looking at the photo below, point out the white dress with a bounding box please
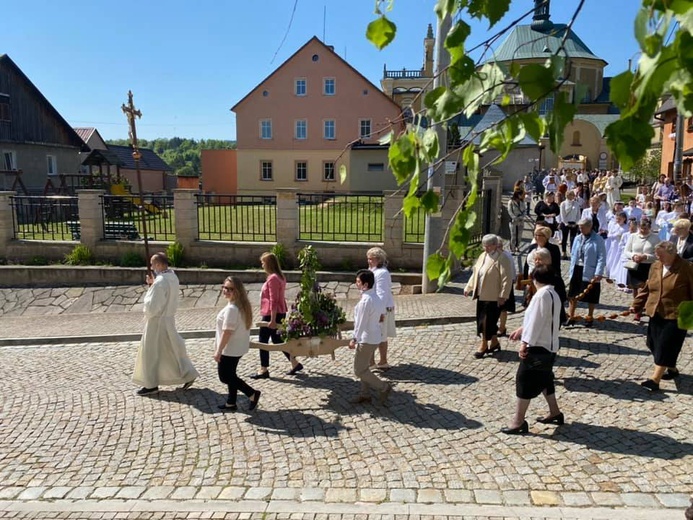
[605,222,628,278]
[606,175,623,208]
[613,232,630,286]
[133,270,199,388]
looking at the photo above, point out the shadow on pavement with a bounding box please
[489,349,601,370]
[538,421,693,460]
[147,387,235,414]
[281,371,483,431]
[562,338,649,357]
[673,373,692,396]
[380,362,478,385]
[244,408,350,437]
[561,377,669,402]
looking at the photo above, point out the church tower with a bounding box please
[423,24,435,77]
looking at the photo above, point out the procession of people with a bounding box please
[131,169,690,435]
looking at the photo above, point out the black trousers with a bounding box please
[218,355,255,405]
[560,223,578,254]
[258,313,291,367]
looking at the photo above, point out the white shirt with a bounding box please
[521,285,561,353]
[560,199,581,224]
[353,288,385,345]
[625,206,643,222]
[216,303,250,357]
[370,266,395,309]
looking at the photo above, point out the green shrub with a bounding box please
[167,241,185,267]
[119,251,146,267]
[271,242,290,269]
[64,245,95,266]
[27,256,49,266]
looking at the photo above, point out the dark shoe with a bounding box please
[563,319,575,328]
[536,412,565,425]
[488,342,501,354]
[640,379,660,392]
[350,395,371,404]
[500,421,529,435]
[218,403,238,411]
[250,371,270,380]
[661,368,680,380]
[136,386,159,396]
[473,348,487,359]
[287,363,304,375]
[583,318,593,328]
[248,390,261,411]
[497,329,507,338]
[180,378,196,390]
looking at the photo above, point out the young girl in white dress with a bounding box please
[605,212,628,280]
[614,220,638,291]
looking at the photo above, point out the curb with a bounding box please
[0,315,474,347]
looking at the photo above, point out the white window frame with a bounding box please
[260,161,273,181]
[295,119,307,140]
[2,150,16,170]
[260,119,272,140]
[295,78,307,96]
[359,119,372,139]
[323,119,336,140]
[295,161,308,182]
[323,161,335,182]
[323,78,335,96]
[47,155,57,175]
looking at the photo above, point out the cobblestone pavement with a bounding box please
[1,270,692,519]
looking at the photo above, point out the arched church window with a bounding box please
[572,131,581,146]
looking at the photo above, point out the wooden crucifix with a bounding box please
[121,90,151,272]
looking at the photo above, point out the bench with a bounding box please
[66,221,141,240]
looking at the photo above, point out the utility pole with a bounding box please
[422,14,452,294]
[122,90,151,270]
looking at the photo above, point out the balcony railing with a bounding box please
[384,68,425,79]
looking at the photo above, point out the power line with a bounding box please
[270,0,299,64]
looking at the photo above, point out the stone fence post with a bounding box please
[0,191,15,256]
[173,189,199,249]
[76,190,105,249]
[276,189,298,256]
[383,190,404,257]
[482,175,503,234]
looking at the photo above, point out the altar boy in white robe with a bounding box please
[133,253,199,395]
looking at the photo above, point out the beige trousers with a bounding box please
[354,343,388,396]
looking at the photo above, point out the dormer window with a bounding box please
[0,94,10,122]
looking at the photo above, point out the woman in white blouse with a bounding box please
[559,190,581,260]
[367,247,396,370]
[503,265,563,435]
[623,218,659,318]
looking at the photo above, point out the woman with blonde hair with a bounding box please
[366,246,396,370]
[670,218,693,261]
[251,252,301,379]
[215,276,261,411]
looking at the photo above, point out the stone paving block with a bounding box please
[324,488,358,503]
[443,489,474,503]
[0,487,23,499]
[300,488,326,502]
[114,486,146,500]
[65,487,94,500]
[501,490,531,505]
[41,487,72,499]
[16,487,47,500]
[140,486,175,500]
[474,489,503,504]
[244,487,272,500]
[270,488,300,500]
[530,490,560,506]
[218,487,245,500]
[656,493,692,508]
[171,487,198,500]
[621,492,659,507]
[561,492,593,506]
[389,488,417,503]
[416,489,443,503]
[590,492,624,506]
[195,486,223,500]
[358,488,387,502]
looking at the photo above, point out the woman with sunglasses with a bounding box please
[215,277,261,411]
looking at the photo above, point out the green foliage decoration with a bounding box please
[166,241,185,267]
[281,245,346,341]
[119,251,146,268]
[64,245,95,266]
[364,0,693,288]
[270,242,289,269]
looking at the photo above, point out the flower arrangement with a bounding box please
[282,245,346,341]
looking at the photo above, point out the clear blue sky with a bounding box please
[3,0,641,142]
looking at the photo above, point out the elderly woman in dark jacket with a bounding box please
[523,225,562,278]
[630,240,693,391]
[670,218,693,261]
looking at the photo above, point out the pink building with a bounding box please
[232,37,403,193]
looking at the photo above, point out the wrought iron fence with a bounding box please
[196,194,276,242]
[403,207,426,243]
[101,194,175,241]
[297,192,384,242]
[10,195,79,241]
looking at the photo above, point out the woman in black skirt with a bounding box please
[630,241,693,391]
[503,266,563,434]
[623,218,659,320]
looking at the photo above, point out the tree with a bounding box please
[629,148,662,185]
[366,0,693,287]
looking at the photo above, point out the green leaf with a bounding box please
[339,164,347,185]
[449,211,471,258]
[448,54,476,84]
[402,192,421,218]
[388,133,417,185]
[445,20,471,51]
[420,189,440,212]
[427,88,465,122]
[517,63,555,101]
[466,0,511,28]
[678,300,693,329]
[425,252,447,284]
[609,70,634,110]
[605,116,655,171]
[547,92,577,154]
[366,16,397,50]
[437,255,455,289]
[464,210,477,229]
[517,112,547,142]
[422,128,440,161]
